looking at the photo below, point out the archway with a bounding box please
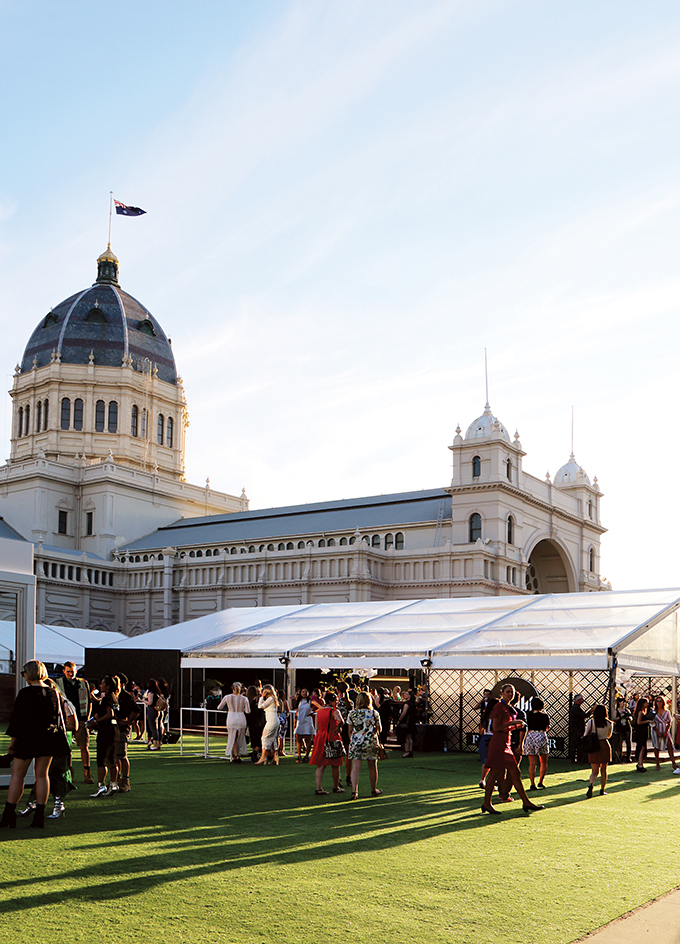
[525,539,574,594]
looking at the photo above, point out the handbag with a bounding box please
[156,695,168,713]
[377,743,387,761]
[580,718,600,754]
[324,739,345,759]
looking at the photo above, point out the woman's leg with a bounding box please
[315,766,325,790]
[528,755,537,786]
[483,769,500,810]
[33,756,52,805]
[538,754,548,785]
[666,735,677,767]
[331,765,341,789]
[7,756,32,804]
[600,763,607,791]
[507,765,537,806]
[351,758,361,795]
[403,733,413,756]
[368,760,378,793]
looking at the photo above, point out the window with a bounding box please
[327,538,335,546]
[589,547,595,572]
[278,543,285,551]
[297,542,305,549]
[17,407,23,438]
[588,500,593,520]
[507,515,514,545]
[108,401,118,433]
[141,408,147,439]
[372,534,380,547]
[469,513,482,542]
[318,539,326,547]
[24,405,30,436]
[230,547,237,555]
[506,458,512,481]
[85,512,94,536]
[339,537,348,546]
[36,400,42,432]
[85,307,107,324]
[166,416,173,448]
[73,398,84,431]
[349,536,356,545]
[267,544,274,551]
[131,405,139,437]
[472,455,481,478]
[395,532,404,550]
[286,543,294,550]
[43,399,49,430]
[385,533,394,549]
[61,398,71,430]
[95,400,105,432]
[58,510,68,535]
[249,546,255,553]
[157,414,164,445]
[196,550,203,558]
[205,549,212,557]
[138,318,156,336]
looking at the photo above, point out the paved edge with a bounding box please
[572,885,680,943]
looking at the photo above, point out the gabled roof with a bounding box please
[93,588,680,673]
[0,517,26,542]
[119,488,451,552]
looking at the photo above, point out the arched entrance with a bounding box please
[525,539,574,594]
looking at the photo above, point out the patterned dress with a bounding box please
[347,708,381,760]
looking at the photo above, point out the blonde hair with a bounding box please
[262,684,278,707]
[232,682,242,694]
[23,660,48,682]
[356,691,373,710]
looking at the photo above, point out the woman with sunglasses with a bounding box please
[1,660,68,829]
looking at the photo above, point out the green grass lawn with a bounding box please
[1,738,678,944]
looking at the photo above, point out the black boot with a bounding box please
[0,802,17,828]
[29,803,45,829]
[586,783,593,799]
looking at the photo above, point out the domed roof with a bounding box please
[553,454,591,487]
[20,248,177,385]
[464,404,510,443]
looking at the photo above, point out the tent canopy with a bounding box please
[0,622,128,668]
[96,589,680,673]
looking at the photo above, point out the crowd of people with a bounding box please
[0,660,171,829]
[4,661,678,829]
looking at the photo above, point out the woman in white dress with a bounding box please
[217,683,250,763]
[256,685,280,766]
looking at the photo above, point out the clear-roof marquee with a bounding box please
[97,589,680,673]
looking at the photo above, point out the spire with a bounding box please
[96,245,119,285]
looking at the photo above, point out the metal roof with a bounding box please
[0,517,27,542]
[120,488,451,551]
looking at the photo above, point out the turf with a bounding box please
[0,738,678,944]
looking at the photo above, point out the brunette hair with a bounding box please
[356,691,373,710]
[324,690,337,705]
[593,704,608,727]
[481,697,499,728]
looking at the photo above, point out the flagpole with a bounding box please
[108,191,113,248]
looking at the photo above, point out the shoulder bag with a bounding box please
[580,718,600,754]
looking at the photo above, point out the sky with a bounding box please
[1,0,679,590]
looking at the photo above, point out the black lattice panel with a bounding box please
[430,668,611,758]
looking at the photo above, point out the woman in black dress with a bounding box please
[86,675,120,796]
[523,697,550,790]
[397,689,418,758]
[634,697,653,771]
[1,659,66,829]
[246,685,265,762]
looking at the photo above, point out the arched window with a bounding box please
[318,539,326,547]
[259,544,265,552]
[230,547,237,555]
[589,547,595,572]
[141,408,147,439]
[349,536,356,545]
[286,543,294,550]
[166,416,173,448]
[73,398,84,431]
[17,406,23,437]
[372,534,380,547]
[36,400,42,432]
[472,455,481,478]
[95,400,105,432]
[469,513,482,542]
[61,398,71,430]
[131,405,139,437]
[249,546,255,553]
[385,533,394,549]
[297,541,305,549]
[43,399,49,430]
[278,543,285,551]
[587,500,593,520]
[196,550,203,558]
[395,532,404,550]
[506,458,512,481]
[24,405,30,436]
[339,537,348,546]
[267,544,274,551]
[327,538,336,546]
[108,401,118,433]
[157,414,164,445]
[507,515,514,545]
[362,535,370,544]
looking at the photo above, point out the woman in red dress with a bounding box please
[310,691,345,795]
[481,684,544,815]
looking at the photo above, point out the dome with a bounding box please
[464,404,510,443]
[20,249,178,385]
[553,454,590,487]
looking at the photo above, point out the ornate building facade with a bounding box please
[0,250,608,635]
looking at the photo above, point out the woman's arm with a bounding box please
[216,695,228,712]
[258,696,273,709]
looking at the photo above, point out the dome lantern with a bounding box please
[96,245,119,285]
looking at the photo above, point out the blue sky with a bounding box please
[2,1,680,589]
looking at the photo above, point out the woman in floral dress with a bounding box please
[347,691,382,799]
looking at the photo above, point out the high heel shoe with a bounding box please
[522,803,545,813]
[586,783,593,799]
[0,802,17,829]
[48,799,65,819]
[481,804,501,815]
[349,791,358,800]
[29,804,45,829]
[16,801,37,817]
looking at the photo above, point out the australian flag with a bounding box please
[114,199,146,217]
